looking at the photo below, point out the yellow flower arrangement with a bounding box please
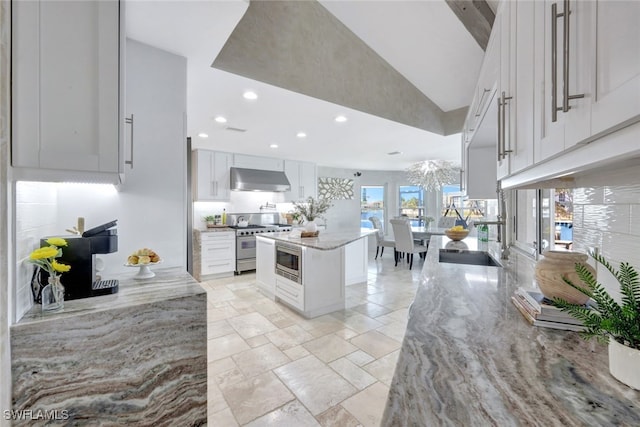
[28,238,71,277]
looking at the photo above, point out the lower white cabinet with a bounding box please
[275,277,304,311]
[198,231,235,278]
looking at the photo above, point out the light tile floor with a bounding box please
[202,252,425,426]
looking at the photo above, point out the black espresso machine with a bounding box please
[39,220,119,300]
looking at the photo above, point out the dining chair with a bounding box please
[390,219,428,269]
[369,217,395,259]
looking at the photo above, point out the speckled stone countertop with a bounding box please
[196,227,232,233]
[257,230,375,250]
[383,236,640,426]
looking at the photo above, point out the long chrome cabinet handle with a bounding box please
[551,3,560,122]
[500,92,513,160]
[562,0,585,112]
[474,88,491,117]
[124,114,134,167]
[497,95,502,161]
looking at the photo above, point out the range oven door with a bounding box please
[275,243,301,283]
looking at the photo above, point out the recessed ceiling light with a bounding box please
[270,144,278,149]
[335,115,348,123]
[243,91,258,100]
[214,116,227,123]
[387,151,402,155]
[296,132,307,138]
[197,133,209,138]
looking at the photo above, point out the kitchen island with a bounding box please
[383,236,640,425]
[10,267,207,426]
[255,230,374,318]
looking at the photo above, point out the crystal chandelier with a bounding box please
[406,160,459,191]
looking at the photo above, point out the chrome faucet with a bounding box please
[473,183,510,260]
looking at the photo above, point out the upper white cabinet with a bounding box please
[11,0,124,183]
[489,0,640,186]
[283,160,317,202]
[497,0,536,180]
[537,0,592,163]
[233,154,284,171]
[193,150,232,201]
[589,1,640,137]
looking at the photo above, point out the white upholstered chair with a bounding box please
[369,217,395,259]
[390,219,428,269]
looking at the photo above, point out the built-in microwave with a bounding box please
[275,242,302,284]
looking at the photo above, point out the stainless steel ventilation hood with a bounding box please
[230,167,291,192]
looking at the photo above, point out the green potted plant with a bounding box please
[553,251,640,390]
[204,215,216,228]
[293,196,333,232]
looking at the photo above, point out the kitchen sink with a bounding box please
[438,249,502,267]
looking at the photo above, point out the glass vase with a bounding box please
[41,275,65,312]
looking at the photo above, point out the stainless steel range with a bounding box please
[230,223,292,273]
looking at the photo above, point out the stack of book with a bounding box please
[511,287,587,332]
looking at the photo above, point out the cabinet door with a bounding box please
[496,4,511,180]
[510,0,536,173]
[538,0,591,161]
[12,0,122,174]
[590,1,640,137]
[298,161,317,199]
[212,152,231,200]
[283,160,300,202]
[193,150,231,201]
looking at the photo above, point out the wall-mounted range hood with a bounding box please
[230,167,291,192]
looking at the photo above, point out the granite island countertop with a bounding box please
[383,236,640,426]
[256,229,375,250]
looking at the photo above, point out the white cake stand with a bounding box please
[124,260,162,279]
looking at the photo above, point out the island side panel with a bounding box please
[10,294,207,425]
[303,246,345,317]
[344,237,368,285]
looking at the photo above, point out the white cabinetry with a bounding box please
[256,237,275,297]
[283,160,317,202]
[199,232,236,277]
[11,0,124,183]
[193,150,232,201]
[537,0,592,164]
[589,1,640,137]
[233,154,283,171]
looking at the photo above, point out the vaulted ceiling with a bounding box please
[126,0,492,171]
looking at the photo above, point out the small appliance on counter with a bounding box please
[39,220,119,300]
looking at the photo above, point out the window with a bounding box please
[361,186,384,229]
[399,185,423,226]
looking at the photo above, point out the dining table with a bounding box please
[411,226,449,241]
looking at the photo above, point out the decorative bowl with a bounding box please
[445,229,469,241]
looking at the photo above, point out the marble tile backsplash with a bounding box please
[14,182,58,322]
[572,172,640,299]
